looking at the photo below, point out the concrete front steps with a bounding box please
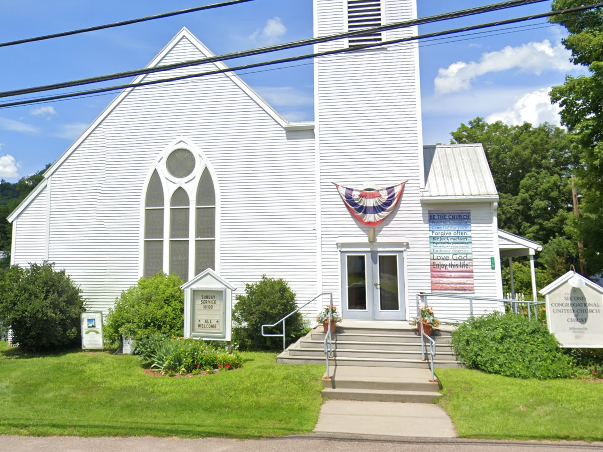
[277,321,461,403]
[322,366,442,403]
[277,321,462,369]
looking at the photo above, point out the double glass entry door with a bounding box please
[341,251,405,320]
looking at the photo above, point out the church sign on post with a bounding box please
[540,271,603,348]
[193,290,225,335]
[183,269,235,341]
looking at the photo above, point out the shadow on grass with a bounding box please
[0,418,305,439]
[0,345,107,360]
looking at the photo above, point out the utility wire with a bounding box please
[0,0,550,99]
[0,0,258,49]
[1,20,558,109]
[1,2,599,110]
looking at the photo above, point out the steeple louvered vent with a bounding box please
[348,0,382,46]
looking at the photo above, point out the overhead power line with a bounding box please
[0,20,557,111]
[0,0,549,100]
[0,0,258,49]
[2,1,600,110]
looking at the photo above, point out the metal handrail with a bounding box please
[323,294,334,378]
[419,321,437,381]
[261,292,331,351]
[417,292,545,323]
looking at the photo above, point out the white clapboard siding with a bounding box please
[14,30,318,315]
[13,185,48,266]
[419,202,503,321]
[315,0,425,319]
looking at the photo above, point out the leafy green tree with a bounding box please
[104,272,184,345]
[232,275,302,351]
[0,262,85,352]
[453,119,576,233]
[501,261,555,298]
[549,0,603,275]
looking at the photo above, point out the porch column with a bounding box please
[508,257,515,299]
[529,253,537,302]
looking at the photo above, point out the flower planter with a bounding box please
[418,323,432,336]
[323,321,337,334]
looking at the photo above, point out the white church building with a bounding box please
[8,0,541,322]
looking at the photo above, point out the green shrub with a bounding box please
[232,275,302,351]
[135,335,242,374]
[564,347,603,377]
[0,262,84,352]
[451,312,575,379]
[104,272,184,345]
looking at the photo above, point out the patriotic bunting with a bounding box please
[334,182,405,226]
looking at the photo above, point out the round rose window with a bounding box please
[166,148,195,178]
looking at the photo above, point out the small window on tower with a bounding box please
[348,0,382,46]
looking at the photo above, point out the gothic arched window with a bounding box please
[144,170,164,277]
[170,187,190,282]
[195,168,215,274]
[143,146,217,282]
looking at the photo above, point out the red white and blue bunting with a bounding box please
[334,182,406,226]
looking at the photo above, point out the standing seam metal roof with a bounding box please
[422,144,498,199]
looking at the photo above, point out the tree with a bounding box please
[451,119,577,242]
[0,262,85,352]
[451,118,581,284]
[103,272,184,345]
[232,275,303,350]
[550,0,603,275]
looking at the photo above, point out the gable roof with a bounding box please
[421,143,498,202]
[8,27,314,223]
[540,270,603,295]
[181,268,236,290]
[498,229,542,258]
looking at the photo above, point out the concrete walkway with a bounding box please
[314,400,456,437]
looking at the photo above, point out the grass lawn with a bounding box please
[0,341,325,438]
[436,368,603,441]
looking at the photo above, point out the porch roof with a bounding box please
[498,229,543,258]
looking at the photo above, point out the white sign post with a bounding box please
[81,312,104,350]
[183,269,235,341]
[540,271,603,348]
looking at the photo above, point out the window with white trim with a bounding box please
[143,147,216,281]
[348,0,382,46]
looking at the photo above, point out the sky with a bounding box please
[0,0,584,180]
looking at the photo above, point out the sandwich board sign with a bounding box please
[81,312,104,350]
[540,271,603,348]
[182,269,235,342]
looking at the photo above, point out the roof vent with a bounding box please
[348,0,382,46]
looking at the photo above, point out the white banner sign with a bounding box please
[81,312,104,350]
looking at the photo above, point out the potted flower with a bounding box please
[411,305,440,336]
[316,306,342,334]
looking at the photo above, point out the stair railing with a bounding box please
[323,294,335,378]
[261,292,331,351]
[419,321,437,382]
[416,294,437,381]
[417,292,545,324]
